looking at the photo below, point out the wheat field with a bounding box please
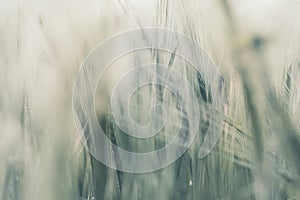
[1,0,300,199]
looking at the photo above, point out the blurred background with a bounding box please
[1,0,300,199]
